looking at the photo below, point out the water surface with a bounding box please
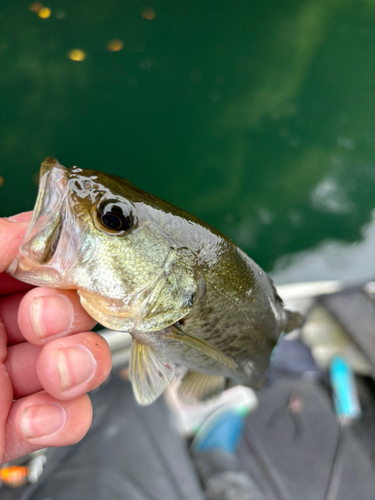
[1,0,374,281]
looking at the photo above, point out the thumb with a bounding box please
[0,213,32,273]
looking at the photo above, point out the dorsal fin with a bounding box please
[129,339,175,405]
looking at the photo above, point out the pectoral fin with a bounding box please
[129,339,175,405]
[178,370,226,404]
[169,325,237,370]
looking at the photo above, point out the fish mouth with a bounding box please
[16,157,68,268]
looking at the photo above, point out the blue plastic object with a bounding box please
[192,408,246,454]
[330,355,361,422]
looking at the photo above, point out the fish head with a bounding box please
[8,157,199,332]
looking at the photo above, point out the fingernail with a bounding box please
[57,346,96,391]
[21,403,66,439]
[31,295,74,338]
[6,211,33,222]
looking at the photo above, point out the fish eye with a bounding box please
[97,200,135,233]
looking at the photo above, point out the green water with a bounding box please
[1,0,375,280]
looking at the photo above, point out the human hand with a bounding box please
[0,213,112,465]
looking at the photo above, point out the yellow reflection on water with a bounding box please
[68,49,86,62]
[37,7,51,19]
[141,8,156,20]
[107,39,124,52]
[0,176,4,187]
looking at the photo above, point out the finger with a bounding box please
[0,291,26,345]
[4,342,42,399]
[0,217,30,273]
[37,332,111,400]
[0,273,34,296]
[18,288,97,345]
[2,391,92,464]
[6,332,112,400]
[0,322,13,462]
[6,212,33,223]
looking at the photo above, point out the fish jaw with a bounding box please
[7,158,80,288]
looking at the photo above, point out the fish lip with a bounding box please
[18,158,69,265]
[31,157,66,222]
[40,156,61,177]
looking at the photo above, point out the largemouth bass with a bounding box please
[8,157,302,405]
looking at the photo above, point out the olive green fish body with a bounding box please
[8,157,302,405]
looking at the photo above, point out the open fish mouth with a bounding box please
[39,216,63,263]
[7,157,69,277]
